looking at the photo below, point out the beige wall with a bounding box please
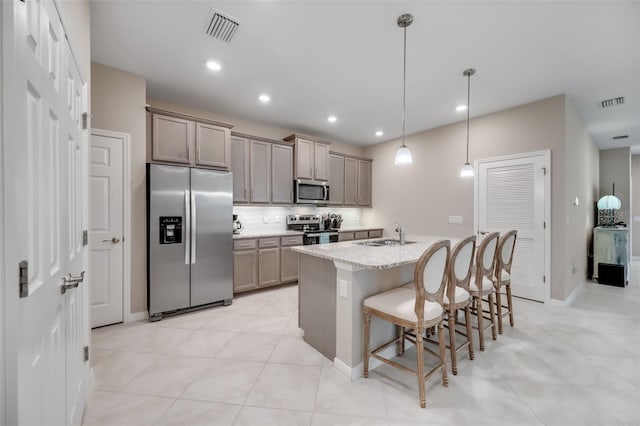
[599,147,631,224]
[60,0,91,80]
[632,155,640,256]
[91,63,147,314]
[363,95,576,300]
[564,100,599,299]
[146,97,365,157]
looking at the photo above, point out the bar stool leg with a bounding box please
[488,293,497,341]
[363,310,371,378]
[396,325,405,356]
[448,309,457,375]
[476,297,485,351]
[438,322,449,387]
[416,329,426,408]
[495,286,504,334]
[464,305,474,360]
[506,284,514,327]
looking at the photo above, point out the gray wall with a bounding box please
[599,147,631,224]
[91,63,147,314]
[363,95,598,300]
[631,155,640,256]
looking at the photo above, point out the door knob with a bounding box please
[61,271,86,294]
[479,231,488,235]
[102,237,121,244]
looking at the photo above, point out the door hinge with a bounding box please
[84,346,89,362]
[82,112,91,130]
[543,221,546,229]
[543,275,546,283]
[19,260,29,298]
[82,230,88,246]
[542,167,547,175]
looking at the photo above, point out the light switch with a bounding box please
[449,216,463,224]
[339,279,348,298]
[274,216,280,223]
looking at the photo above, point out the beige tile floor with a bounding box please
[84,265,640,426]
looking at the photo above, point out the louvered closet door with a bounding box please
[478,154,546,301]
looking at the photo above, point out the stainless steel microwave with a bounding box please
[294,179,330,204]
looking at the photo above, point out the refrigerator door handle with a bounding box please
[191,192,197,264]
[184,191,191,265]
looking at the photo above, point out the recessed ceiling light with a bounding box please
[259,94,271,103]
[375,130,384,137]
[206,60,222,71]
[327,115,337,123]
[456,105,467,112]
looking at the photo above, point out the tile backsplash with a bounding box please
[233,206,363,233]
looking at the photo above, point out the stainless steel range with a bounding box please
[286,215,339,245]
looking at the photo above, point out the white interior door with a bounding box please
[89,132,124,328]
[2,0,89,424]
[476,152,548,302]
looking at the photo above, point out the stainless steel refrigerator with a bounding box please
[147,164,233,320]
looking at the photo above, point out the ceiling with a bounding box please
[90,1,639,149]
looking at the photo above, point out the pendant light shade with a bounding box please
[459,68,476,178]
[597,195,622,210]
[394,13,413,166]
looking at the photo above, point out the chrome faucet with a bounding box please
[394,223,406,245]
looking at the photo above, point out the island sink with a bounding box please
[354,239,415,247]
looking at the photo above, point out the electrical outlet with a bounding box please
[339,280,348,298]
[449,216,463,224]
[274,216,280,223]
[263,216,269,224]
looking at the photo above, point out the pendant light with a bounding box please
[394,14,413,165]
[459,68,476,177]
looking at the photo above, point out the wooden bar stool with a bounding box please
[494,230,517,334]
[444,235,476,374]
[363,240,450,408]
[469,232,499,351]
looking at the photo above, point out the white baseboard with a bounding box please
[632,256,640,261]
[333,342,414,380]
[548,279,585,307]
[125,310,148,323]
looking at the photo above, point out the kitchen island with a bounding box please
[292,235,458,379]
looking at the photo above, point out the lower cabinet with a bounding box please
[258,248,280,287]
[233,235,303,294]
[233,250,258,293]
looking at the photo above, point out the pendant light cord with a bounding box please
[466,72,471,163]
[401,25,407,148]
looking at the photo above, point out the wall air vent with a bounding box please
[612,135,629,140]
[600,96,625,108]
[204,10,240,43]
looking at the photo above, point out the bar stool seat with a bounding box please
[403,283,470,306]
[364,288,443,324]
[468,276,495,295]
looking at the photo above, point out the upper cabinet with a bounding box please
[357,159,372,207]
[195,122,231,168]
[272,144,294,204]
[152,114,192,164]
[230,133,295,206]
[148,107,233,170]
[329,154,344,205]
[331,153,373,208]
[284,134,331,181]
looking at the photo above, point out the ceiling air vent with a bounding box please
[204,10,240,43]
[600,96,625,108]
[612,135,629,140]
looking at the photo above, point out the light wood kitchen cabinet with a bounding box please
[338,231,354,242]
[152,113,192,164]
[329,154,344,205]
[280,247,299,282]
[250,141,271,203]
[231,137,250,203]
[368,229,383,238]
[258,247,280,287]
[148,108,233,169]
[195,122,231,168]
[357,159,372,207]
[233,243,258,293]
[272,144,294,204]
[284,134,331,181]
[344,157,358,206]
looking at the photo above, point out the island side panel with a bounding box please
[335,262,415,376]
[298,253,337,360]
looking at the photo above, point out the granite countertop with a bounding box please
[233,230,304,239]
[291,235,460,270]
